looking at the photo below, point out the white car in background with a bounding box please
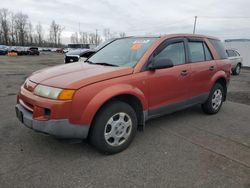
[226,49,243,75]
[63,48,72,53]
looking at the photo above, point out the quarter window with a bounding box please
[154,42,185,66]
[209,39,228,59]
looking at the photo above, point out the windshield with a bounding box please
[95,38,115,51]
[87,37,157,67]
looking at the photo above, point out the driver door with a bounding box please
[146,38,191,118]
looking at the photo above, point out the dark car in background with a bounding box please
[0,45,8,55]
[64,39,116,63]
[28,47,40,55]
[8,46,27,55]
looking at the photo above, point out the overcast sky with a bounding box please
[2,0,250,43]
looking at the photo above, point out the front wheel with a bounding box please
[89,101,137,154]
[202,83,225,114]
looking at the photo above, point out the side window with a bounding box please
[188,42,205,62]
[204,43,213,61]
[154,42,185,66]
[209,39,228,59]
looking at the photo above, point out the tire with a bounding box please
[89,101,137,154]
[202,83,225,114]
[232,64,241,75]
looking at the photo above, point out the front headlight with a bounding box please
[34,85,75,100]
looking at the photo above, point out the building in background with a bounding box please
[224,39,250,67]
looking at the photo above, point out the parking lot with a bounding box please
[0,53,249,188]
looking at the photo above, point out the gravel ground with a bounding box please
[0,53,249,188]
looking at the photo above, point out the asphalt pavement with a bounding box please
[0,53,249,188]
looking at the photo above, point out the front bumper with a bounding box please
[15,104,89,139]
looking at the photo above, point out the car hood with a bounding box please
[29,63,133,89]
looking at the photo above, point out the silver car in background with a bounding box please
[226,49,243,75]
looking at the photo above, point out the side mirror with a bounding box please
[148,58,174,70]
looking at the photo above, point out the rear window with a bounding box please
[209,39,228,59]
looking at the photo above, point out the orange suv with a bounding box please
[16,34,231,154]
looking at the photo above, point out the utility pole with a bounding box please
[193,16,197,34]
[95,29,98,45]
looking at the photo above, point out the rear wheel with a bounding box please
[233,64,241,75]
[202,83,225,114]
[89,101,137,154]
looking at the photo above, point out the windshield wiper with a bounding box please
[95,63,119,67]
[93,62,119,67]
[85,60,118,67]
[85,60,94,64]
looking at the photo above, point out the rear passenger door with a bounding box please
[187,38,216,98]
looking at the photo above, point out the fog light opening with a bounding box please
[44,108,51,118]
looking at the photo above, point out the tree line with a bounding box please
[70,29,126,44]
[0,8,64,47]
[70,32,102,45]
[0,8,127,48]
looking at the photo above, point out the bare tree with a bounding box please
[57,25,64,45]
[49,20,64,47]
[119,32,126,37]
[0,8,10,45]
[27,22,33,45]
[10,12,16,45]
[15,12,28,46]
[88,33,96,44]
[35,22,43,45]
[70,32,79,43]
[103,28,111,40]
[95,34,102,45]
[79,32,88,44]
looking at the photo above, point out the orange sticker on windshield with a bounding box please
[131,43,142,50]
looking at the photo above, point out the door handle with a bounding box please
[180,70,188,76]
[209,66,215,71]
